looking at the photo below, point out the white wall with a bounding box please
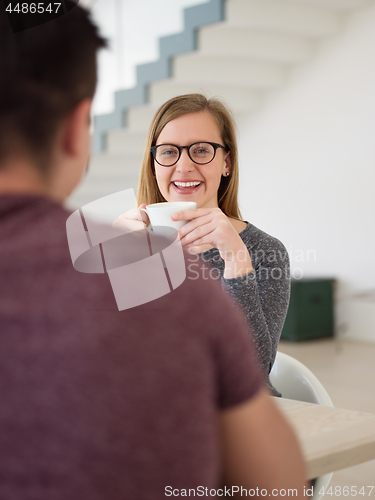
[237,4,375,342]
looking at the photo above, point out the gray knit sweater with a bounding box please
[200,223,290,396]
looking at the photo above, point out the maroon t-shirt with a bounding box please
[0,195,263,500]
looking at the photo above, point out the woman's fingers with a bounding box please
[124,206,149,223]
[171,208,211,222]
[186,243,214,254]
[178,208,227,244]
[138,204,149,224]
[113,215,145,232]
[179,219,216,246]
[178,213,214,240]
[175,207,244,259]
[113,204,149,231]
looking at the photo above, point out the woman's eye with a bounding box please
[161,149,177,156]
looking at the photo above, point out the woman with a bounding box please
[115,94,290,395]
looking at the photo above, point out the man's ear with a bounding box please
[62,99,92,157]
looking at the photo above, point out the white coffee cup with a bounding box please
[140,201,196,230]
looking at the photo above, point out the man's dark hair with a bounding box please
[0,1,107,174]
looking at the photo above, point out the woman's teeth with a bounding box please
[173,181,201,188]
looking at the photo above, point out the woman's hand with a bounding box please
[172,207,254,279]
[113,203,149,232]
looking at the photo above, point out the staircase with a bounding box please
[66,0,371,216]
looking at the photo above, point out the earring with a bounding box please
[225,172,230,176]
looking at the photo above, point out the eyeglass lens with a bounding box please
[155,142,216,166]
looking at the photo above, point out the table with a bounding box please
[275,398,375,480]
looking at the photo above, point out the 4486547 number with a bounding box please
[5,3,62,14]
[319,486,374,497]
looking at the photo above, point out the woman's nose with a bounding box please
[176,148,194,171]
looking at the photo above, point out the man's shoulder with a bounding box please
[0,195,114,312]
[0,195,72,258]
[0,193,71,232]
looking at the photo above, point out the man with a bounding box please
[0,3,307,499]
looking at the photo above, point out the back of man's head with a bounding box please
[0,2,106,175]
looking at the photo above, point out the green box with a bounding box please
[281,279,335,342]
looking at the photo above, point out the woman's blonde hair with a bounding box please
[137,93,242,220]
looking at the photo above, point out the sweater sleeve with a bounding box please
[221,234,290,395]
[200,225,290,396]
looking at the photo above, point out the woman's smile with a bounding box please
[154,110,229,209]
[171,179,204,195]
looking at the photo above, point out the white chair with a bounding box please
[270,352,333,500]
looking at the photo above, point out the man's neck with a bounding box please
[0,158,50,198]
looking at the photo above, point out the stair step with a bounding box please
[127,105,157,132]
[106,130,148,155]
[198,24,314,63]
[66,190,136,218]
[290,0,370,10]
[73,178,139,197]
[87,153,141,176]
[146,80,262,114]
[67,174,140,212]
[172,53,287,88]
[127,82,263,131]
[66,153,141,208]
[226,0,341,37]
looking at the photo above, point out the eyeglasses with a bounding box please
[150,142,226,167]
